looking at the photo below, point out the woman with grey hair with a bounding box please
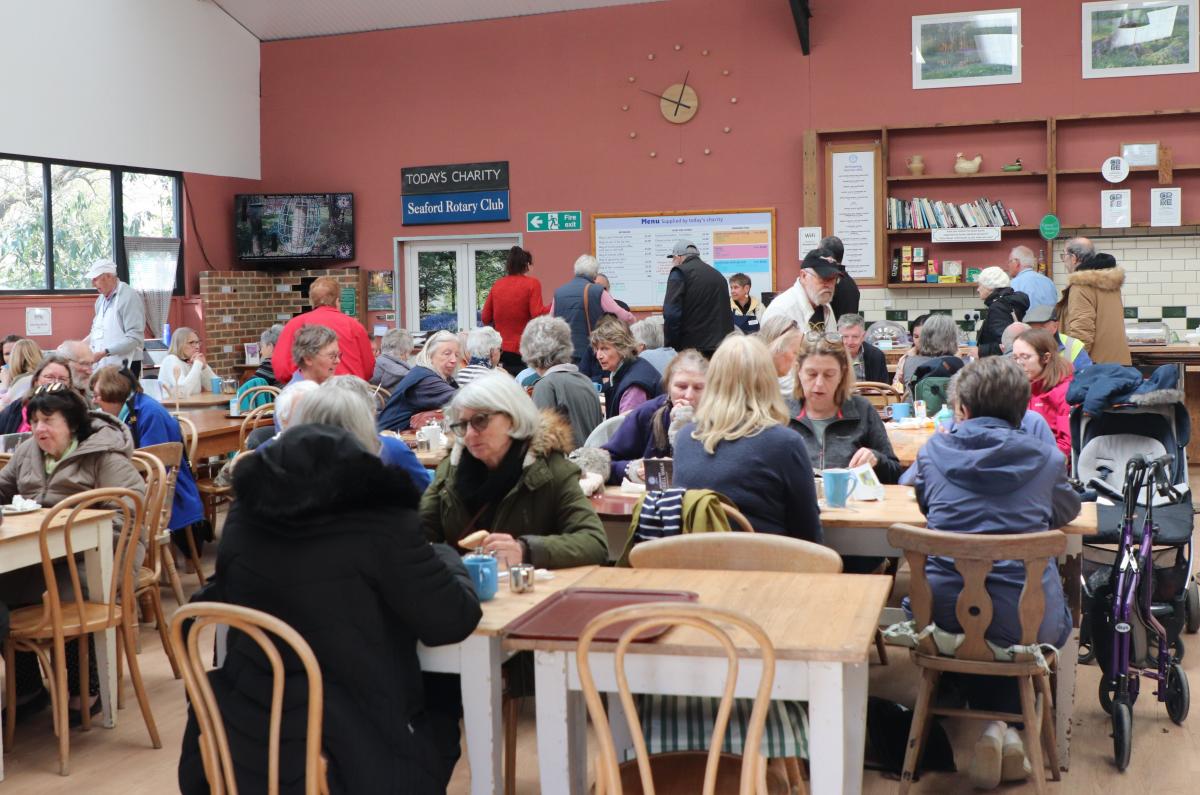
[370,328,414,392]
[300,376,431,488]
[975,266,1029,358]
[590,316,661,419]
[899,313,963,390]
[456,326,504,387]
[420,372,607,568]
[377,330,461,431]
[290,324,340,386]
[520,316,602,447]
[630,315,677,375]
[254,323,285,386]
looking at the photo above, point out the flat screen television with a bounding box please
[235,193,354,262]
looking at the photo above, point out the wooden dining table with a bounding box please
[885,422,935,467]
[163,391,233,410]
[507,567,891,795]
[0,507,116,780]
[179,408,273,459]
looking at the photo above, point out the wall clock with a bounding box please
[621,45,737,164]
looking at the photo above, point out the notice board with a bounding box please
[825,143,884,286]
[591,209,776,310]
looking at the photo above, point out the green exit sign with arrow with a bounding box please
[526,211,582,232]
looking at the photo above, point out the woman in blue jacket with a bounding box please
[91,366,205,537]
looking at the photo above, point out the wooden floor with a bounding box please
[3,525,1200,794]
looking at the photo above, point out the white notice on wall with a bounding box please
[1151,187,1182,227]
[1101,190,1131,229]
[798,226,822,258]
[830,151,876,280]
[25,307,51,336]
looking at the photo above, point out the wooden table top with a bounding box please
[163,392,234,410]
[591,484,1097,536]
[392,431,450,468]
[0,507,114,543]
[504,567,892,663]
[886,423,935,467]
[474,565,597,636]
[177,408,265,437]
[1128,344,1200,364]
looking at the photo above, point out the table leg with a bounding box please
[533,650,587,795]
[460,634,503,795]
[84,518,117,730]
[807,661,868,795]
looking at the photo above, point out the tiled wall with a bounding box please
[198,268,360,377]
[857,231,1200,338]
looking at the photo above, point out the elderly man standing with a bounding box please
[838,314,889,382]
[56,339,96,394]
[271,276,375,382]
[85,258,145,374]
[551,254,634,379]
[661,241,733,358]
[763,249,839,332]
[1005,245,1057,311]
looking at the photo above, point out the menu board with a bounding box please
[592,209,775,310]
[825,143,884,286]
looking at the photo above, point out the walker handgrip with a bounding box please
[1088,478,1125,502]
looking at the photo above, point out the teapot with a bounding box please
[906,155,925,176]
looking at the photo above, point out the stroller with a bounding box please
[1073,394,1199,703]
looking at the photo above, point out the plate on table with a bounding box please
[2,504,40,515]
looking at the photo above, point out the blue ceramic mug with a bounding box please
[463,553,499,602]
[210,376,223,394]
[891,402,913,421]
[822,468,858,508]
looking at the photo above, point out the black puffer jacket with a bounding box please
[977,286,1030,357]
[178,424,482,795]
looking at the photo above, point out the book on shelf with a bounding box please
[887,196,1021,231]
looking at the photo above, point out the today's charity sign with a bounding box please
[402,161,511,225]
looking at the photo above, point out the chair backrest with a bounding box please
[37,488,144,632]
[886,523,1066,662]
[137,441,184,547]
[174,413,199,464]
[0,451,11,468]
[239,404,275,451]
[237,383,280,412]
[370,385,390,410]
[720,504,754,534]
[585,414,626,448]
[577,602,775,795]
[628,533,843,574]
[853,381,903,409]
[131,451,168,575]
[170,602,326,795]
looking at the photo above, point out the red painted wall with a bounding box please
[246,0,1198,314]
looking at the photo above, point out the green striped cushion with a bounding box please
[624,696,808,760]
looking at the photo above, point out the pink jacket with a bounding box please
[1029,375,1073,460]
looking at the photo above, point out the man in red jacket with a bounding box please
[272,276,375,382]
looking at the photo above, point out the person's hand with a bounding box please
[667,403,694,447]
[848,448,878,469]
[483,533,524,569]
[627,459,646,484]
[91,349,107,363]
[193,352,207,367]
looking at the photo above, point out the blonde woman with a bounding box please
[158,326,218,397]
[0,339,45,408]
[672,334,821,541]
[377,330,461,431]
[759,315,804,398]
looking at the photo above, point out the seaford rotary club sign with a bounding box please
[402,161,510,225]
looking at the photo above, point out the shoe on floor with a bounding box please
[969,721,1005,790]
[1001,726,1032,782]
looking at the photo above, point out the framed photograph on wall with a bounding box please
[1122,141,1161,166]
[912,8,1022,89]
[1083,1,1198,79]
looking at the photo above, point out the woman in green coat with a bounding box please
[421,372,608,569]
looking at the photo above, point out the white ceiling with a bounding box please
[212,0,665,41]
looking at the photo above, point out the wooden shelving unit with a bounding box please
[885,281,978,290]
[806,107,1200,291]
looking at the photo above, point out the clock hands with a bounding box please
[638,87,692,110]
[674,70,690,118]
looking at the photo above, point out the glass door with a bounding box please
[403,237,518,332]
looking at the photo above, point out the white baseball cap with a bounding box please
[84,258,118,280]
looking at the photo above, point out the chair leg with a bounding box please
[160,543,187,606]
[77,637,91,732]
[184,526,207,586]
[53,638,70,775]
[874,629,889,665]
[4,642,17,748]
[898,667,938,795]
[121,622,162,748]
[1036,674,1061,781]
[1017,677,1047,795]
[149,590,181,679]
[503,695,519,795]
[116,629,125,711]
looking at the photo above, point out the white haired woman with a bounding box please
[371,328,414,392]
[377,330,461,432]
[253,323,285,386]
[760,315,804,398]
[456,326,505,387]
[420,373,608,569]
[520,316,602,447]
[975,266,1030,357]
[673,334,821,541]
[158,326,218,397]
[300,375,431,489]
[899,313,963,394]
[630,315,677,375]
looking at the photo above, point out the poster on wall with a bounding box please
[592,209,775,309]
[1101,189,1132,228]
[25,307,51,336]
[1082,1,1198,79]
[368,271,395,310]
[825,143,884,285]
[1151,187,1183,226]
[912,8,1022,89]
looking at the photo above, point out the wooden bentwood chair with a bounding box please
[3,488,162,775]
[136,443,188,606]
[131,446,184,679]
[887,523,1065,795]
[170,602,329,795]
[578,602,778,795]
[853,381,904,411]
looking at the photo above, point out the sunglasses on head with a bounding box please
[32,382,67,396]
[804,323,843,345]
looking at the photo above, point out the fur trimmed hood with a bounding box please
[1068,266,1125,292]
[449,409,575,467]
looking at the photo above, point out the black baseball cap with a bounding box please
[801,249,842,278]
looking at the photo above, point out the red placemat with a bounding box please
[505,587,698,643]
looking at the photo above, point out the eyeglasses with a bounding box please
[1013,353,1039,363]
[320,350,341,361]
[38,374,71,385]
[449,412,497,436]
[804,324,843,345]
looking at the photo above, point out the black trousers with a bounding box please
[498,350,525,377]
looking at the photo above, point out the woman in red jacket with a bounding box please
[481,246,549,376]
[1013,328,1074,460]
